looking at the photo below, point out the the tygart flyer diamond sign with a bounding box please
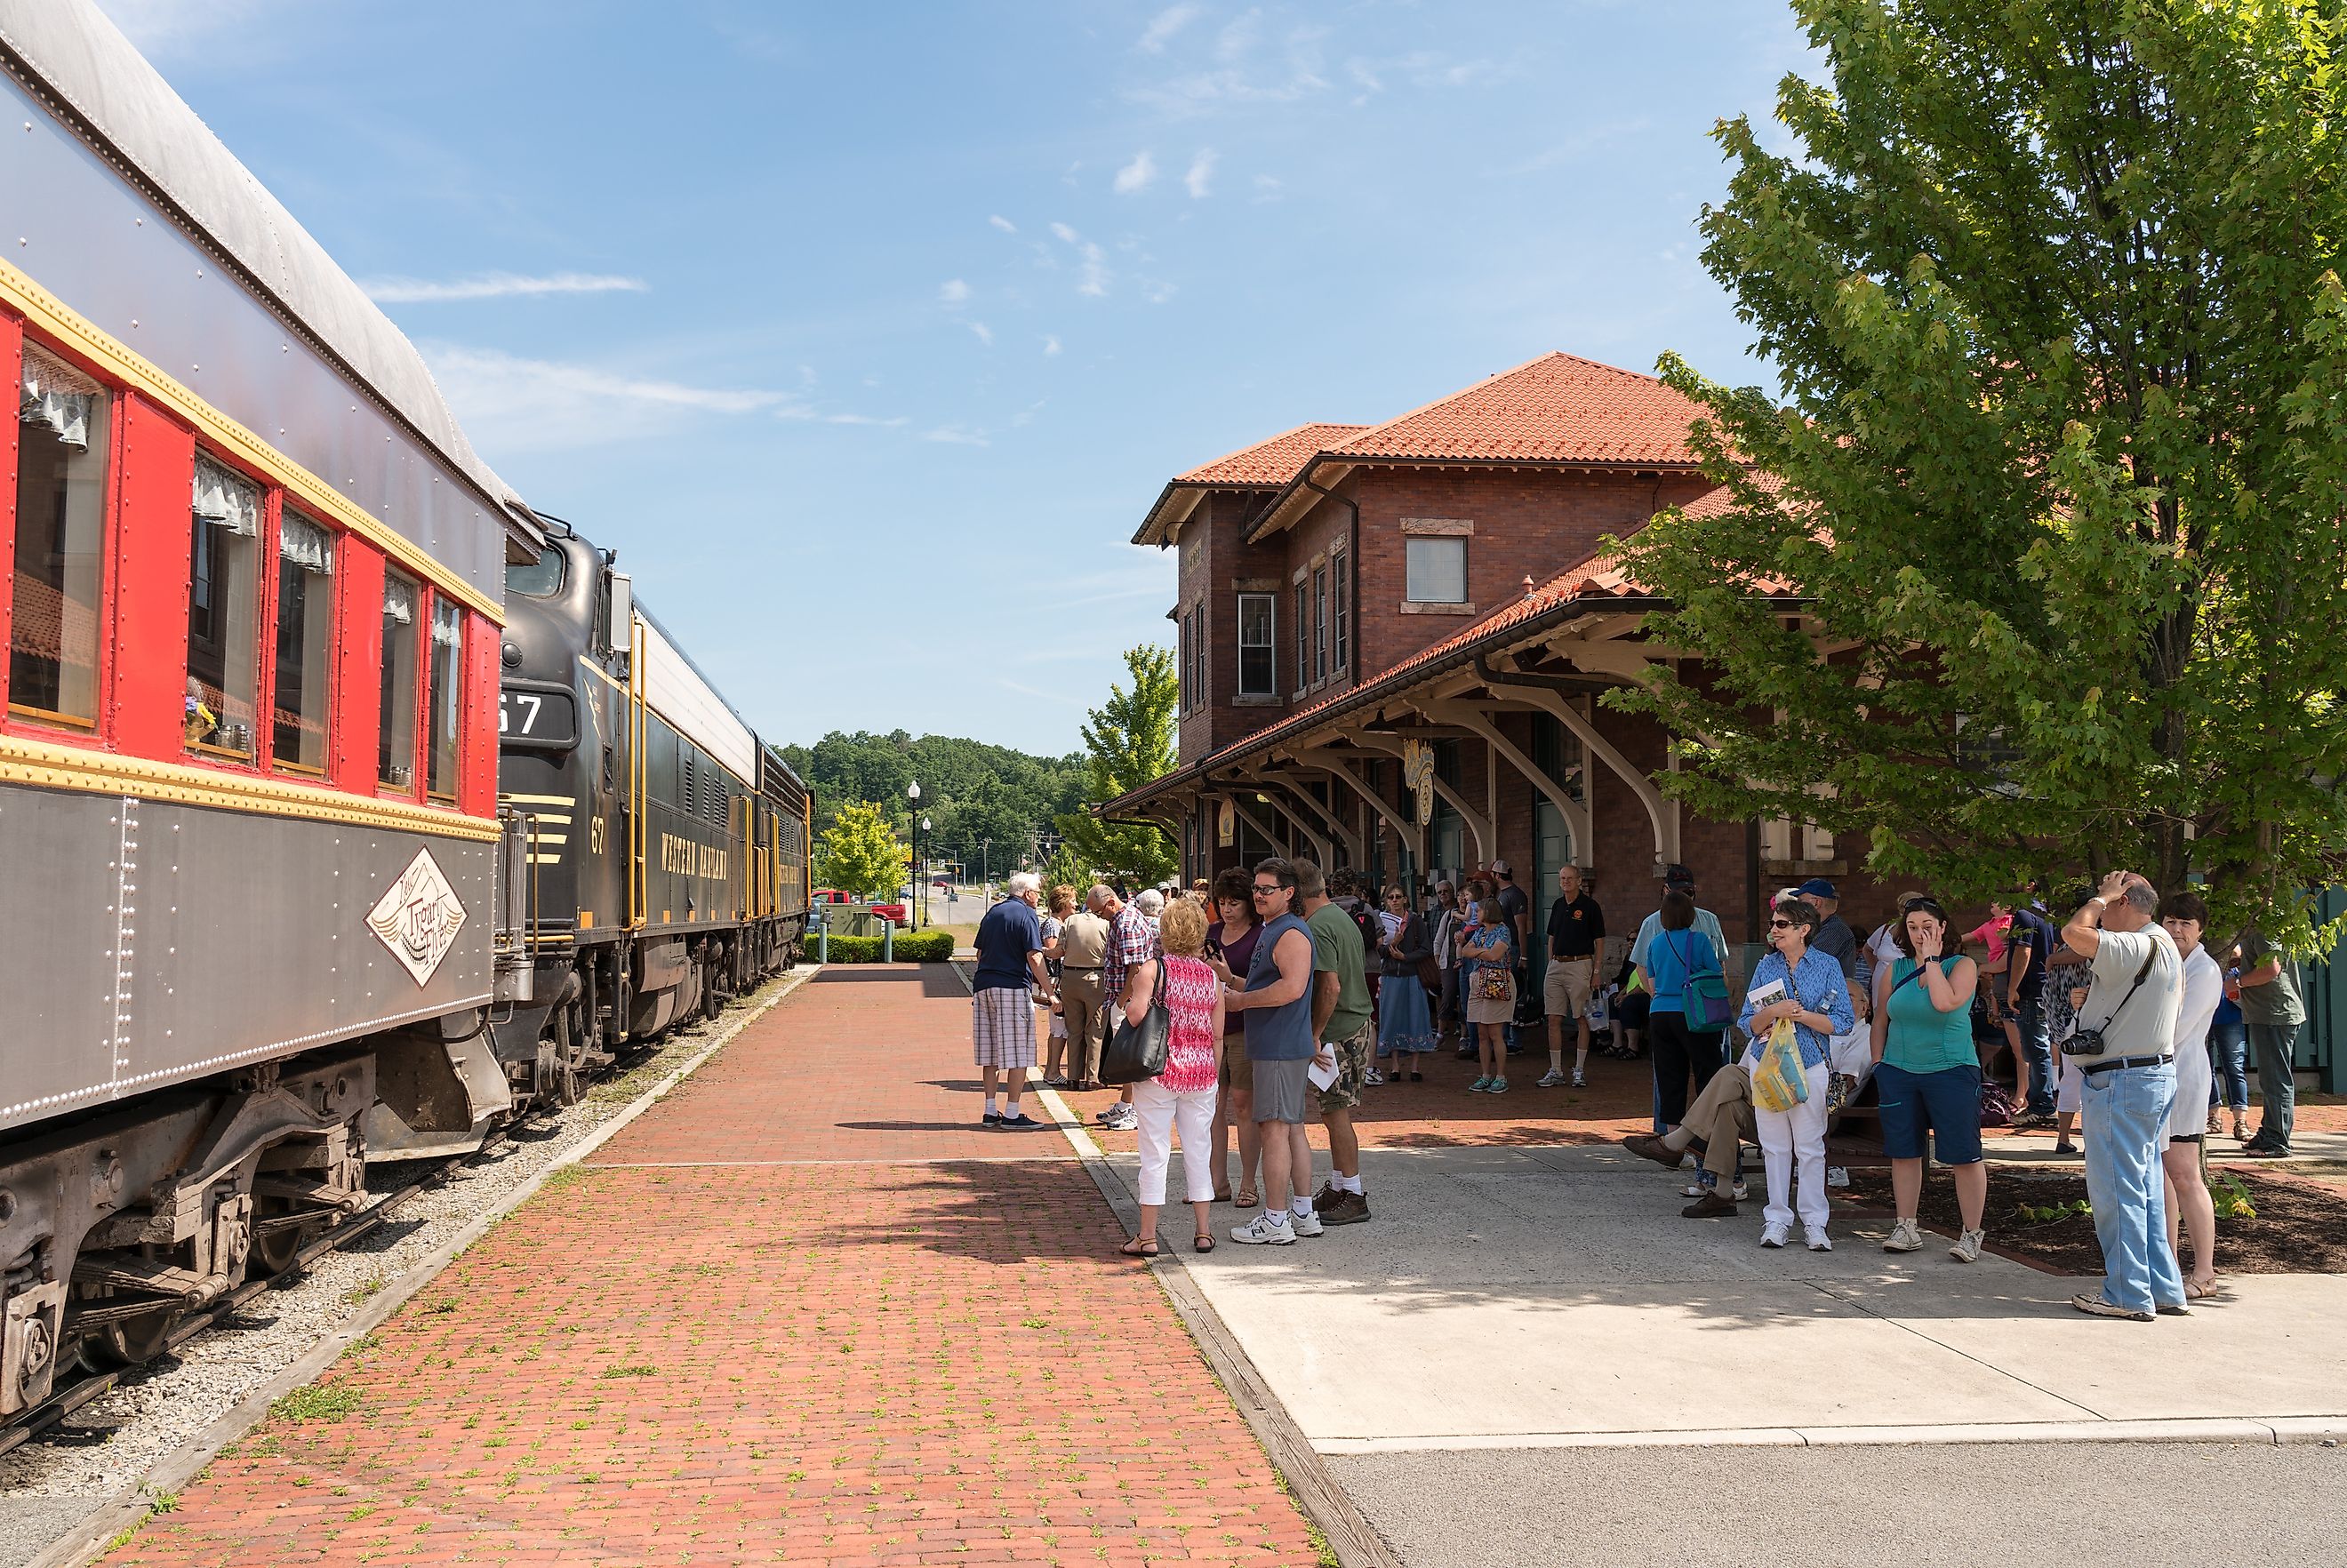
[367,848,468,986]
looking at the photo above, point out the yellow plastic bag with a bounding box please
[1751,1018,1811,1113]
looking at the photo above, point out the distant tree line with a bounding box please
[778,730,1090,881]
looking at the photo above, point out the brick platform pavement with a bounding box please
[106,967,1322,1568]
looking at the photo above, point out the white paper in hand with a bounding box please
[1308,1054,1339,1091]
[1746,977,1788,1011]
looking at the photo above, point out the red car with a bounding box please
[869,902,908,924]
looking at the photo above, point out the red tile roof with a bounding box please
[1178,422,1369,486]
[1326,351,1708,466]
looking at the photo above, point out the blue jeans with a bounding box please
[2080,1061,2185,1315]
[2207,1018,2248,1112]
[2012,993,2055,1115]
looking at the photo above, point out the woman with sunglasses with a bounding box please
[1374,885,1437,1081]
[1869,895,1989,1260]
[1459,897,1519,1092]
[1738,898,1857,1250]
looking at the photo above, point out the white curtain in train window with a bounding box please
[20,344,100,450]
[382,577,416,625]
[192,455,260,537]
[280,511,332,573]
[430,598,461,646]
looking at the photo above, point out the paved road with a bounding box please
[1334,1440,2347,1567]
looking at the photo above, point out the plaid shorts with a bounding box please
[972,987,1037,1069]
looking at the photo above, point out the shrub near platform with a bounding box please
[816,931,955,964]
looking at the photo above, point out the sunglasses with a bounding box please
[1769,918,1797,929]
[1252,884,1284,896]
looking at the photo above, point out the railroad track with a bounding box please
[1,1135,498,1459]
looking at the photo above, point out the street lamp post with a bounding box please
[906,782,921,932]
[919,815,931,929]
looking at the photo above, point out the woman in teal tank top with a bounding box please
[1869,897,1990,1259]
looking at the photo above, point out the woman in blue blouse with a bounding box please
[1737,897,1857,1251]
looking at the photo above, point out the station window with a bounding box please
[1332,548,1350,670]
[1311,564,1328,683]
[1237,593,1274,696]
[11,345,109,726]
[185,456,261,760]
[1406,536,1468,604]
[379,572,421,789]
[425,596,462,799]
[271,510,334,771]
[1293,582,1308,695]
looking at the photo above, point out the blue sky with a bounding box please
[97,0,1811,757]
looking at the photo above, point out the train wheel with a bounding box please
[248,1201,319,1276]
[550,1004,584,1107]
[87,1306,177,1367]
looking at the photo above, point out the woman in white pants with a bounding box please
[1735,897,1857,1251]
[1118,895,1226,1257]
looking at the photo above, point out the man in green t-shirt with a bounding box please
[1298,860,1375,1226]
[2236,924,2304,1156]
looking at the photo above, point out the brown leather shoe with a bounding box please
[1320,1190,1373,1226]
[1622,1133,1683,1170]
[1681,1192,1739,1219]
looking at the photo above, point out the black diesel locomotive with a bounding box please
[488,523,810,1102]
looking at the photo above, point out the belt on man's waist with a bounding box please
[2079,1053,2174,1076]
[1067,967,1102,976]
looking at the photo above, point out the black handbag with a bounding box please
[1099,962,1171,1084]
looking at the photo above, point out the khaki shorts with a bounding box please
[1543,956,1595,1019]
[1219,1040,1254,1095]
[1317,1021,1376,1115]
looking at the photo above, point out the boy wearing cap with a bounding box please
[1795,877,1869,1027]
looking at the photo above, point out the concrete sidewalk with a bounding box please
[1097,1139,2347,1453]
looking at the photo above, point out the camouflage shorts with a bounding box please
[1317,1020,1377,1115]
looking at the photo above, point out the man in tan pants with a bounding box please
[1054,900,1112,1090]
[1621,1061,1753,1216]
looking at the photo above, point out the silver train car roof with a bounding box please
[0,0,544,558]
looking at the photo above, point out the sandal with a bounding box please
[1118,1237,1160,1258]
[1194,1234,1215,1253]
[1234,1187,1260,1209]
[1213,1188,1234,1204]
[2185,1276,2223,1300]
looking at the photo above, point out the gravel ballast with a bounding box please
[0,970,809,1568]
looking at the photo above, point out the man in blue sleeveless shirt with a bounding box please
[1216,857,1328,1245]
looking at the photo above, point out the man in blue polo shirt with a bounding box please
[971,872,1055,1130]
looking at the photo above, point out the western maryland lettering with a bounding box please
[659,830,731,882]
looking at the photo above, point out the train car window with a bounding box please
[507,545,565,598]
[425,596,462,799]
[184,456,260,759]
[379,572,421,789]
[271,509,334,772]
[10,345,110,726]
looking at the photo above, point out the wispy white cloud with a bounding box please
[923,424,991,447]
[1253,173,1285,201]
[1113,150,1158,195]
[1137,3,1202,54]
[939,277,972,305]
[1042,334,1063,356]
[1047,222,1077,244]
[967,320,995,346]
[422,343,798,450]
[988,214,1018,234]
[362,271,648,304]
[822,412,910,428]
[1484,119,1653,179]
[1141,278,1178,304]
[1077,243,1109,298]
[1183,148,1218,198]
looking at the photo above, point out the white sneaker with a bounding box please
[1825,1166,1851,1188]
[1536,1068,1567,1087]
[1949,1228,1985,1263]
[1364,1068,1387,1085]
[1805,1227,1832,1252]
[1883,1219,1925,1253]
[1288,1210,1325,1237]
[1680,1182,1709,1198]
[1731,1180,1750,1203]
[1571,1069,1586,1088]
[1760,1222,1790,1249]
[1230,1212,1295,1246]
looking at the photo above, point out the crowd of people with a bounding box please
[968,853,2308,1315]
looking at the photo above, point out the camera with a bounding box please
[2060,1027,2105,1058]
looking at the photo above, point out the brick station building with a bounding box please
[1104,350,1878,984]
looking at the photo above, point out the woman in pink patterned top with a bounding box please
[1119,894,1225,1257]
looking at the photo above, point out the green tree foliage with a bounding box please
[1614,0,2347,942]
[779,730,1086,877]
[1058,644,1179,888]
[812,800,909,900]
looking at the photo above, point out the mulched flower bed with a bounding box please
[1837,1164,2347,1276]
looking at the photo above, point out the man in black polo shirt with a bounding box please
[2006,895,2061,1129]
[1541,864,1604,1088]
